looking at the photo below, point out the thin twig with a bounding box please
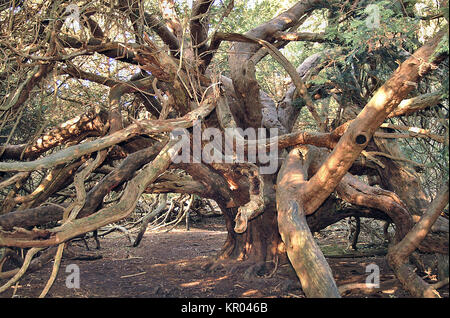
[120,271,146,279]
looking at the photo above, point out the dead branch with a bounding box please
[0,92,217,172]
[133,193,167,247]
[0,137,181,248]
[387,91,444,118]
[0,247,43,294]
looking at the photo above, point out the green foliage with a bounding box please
[438,142,449,182]
[338,1,418,54]
[309,71,329,86]
[292,97,306,110]
[443,6,450,22]
[432,33,449,59]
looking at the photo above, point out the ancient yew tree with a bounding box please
[0,0,448,298]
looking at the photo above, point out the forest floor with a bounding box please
[0,216,448,299]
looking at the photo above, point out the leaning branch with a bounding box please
[273,31,329,43]
[0,138,180,248]
[0,93,217,172]
[190,0,214,57]
[300,27,448,215]
[387,183,449,298]
[387,91,444,118]
[276,146,341,298]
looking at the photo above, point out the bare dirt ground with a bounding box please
[0,217,448,298]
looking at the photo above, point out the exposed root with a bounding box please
[201,258,227,273]
[201,256,277,281]
[0,247,43,294]
[242,262,266,280]
[338,278,398,296]
[63,245,103,261]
